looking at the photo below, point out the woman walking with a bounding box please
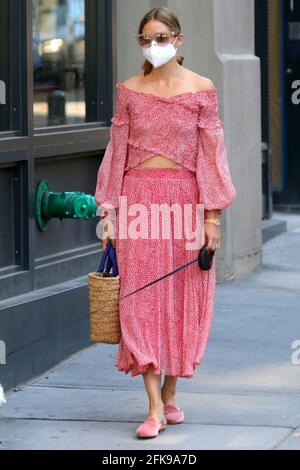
[95,6,237,439]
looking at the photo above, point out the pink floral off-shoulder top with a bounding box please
[95,82,237,212]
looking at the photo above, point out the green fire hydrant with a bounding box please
[35,179,98,231]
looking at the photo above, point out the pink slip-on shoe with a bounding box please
[163,404,184,424]
[135,416,167,438]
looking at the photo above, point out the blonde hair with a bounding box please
[138,7,184,76]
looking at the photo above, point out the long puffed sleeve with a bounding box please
[196,89,237,211]
[94,87,129,211]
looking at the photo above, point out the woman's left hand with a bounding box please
[204,222,221,252]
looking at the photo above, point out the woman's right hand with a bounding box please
[101,222,116,251]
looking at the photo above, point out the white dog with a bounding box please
[0,384,6,405]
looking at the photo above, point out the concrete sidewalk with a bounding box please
[1,212,300,450]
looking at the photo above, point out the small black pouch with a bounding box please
[198,243,215,270]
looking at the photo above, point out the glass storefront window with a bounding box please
[32,0,86,128]
[0,0,11,132]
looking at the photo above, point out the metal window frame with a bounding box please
[0,0,115,300]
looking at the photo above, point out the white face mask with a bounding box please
[142,37,178,68]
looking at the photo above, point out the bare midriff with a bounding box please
[135,155,183,168]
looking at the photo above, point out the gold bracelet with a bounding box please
[205,218,220,226]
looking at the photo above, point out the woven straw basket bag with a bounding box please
[88,241,121,344]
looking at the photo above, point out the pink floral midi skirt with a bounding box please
[114,167,216,378]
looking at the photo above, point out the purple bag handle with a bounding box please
[97,243,111,273]
[97,241,119,277]
[107,243,119,276]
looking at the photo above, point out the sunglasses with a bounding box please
[136,31,180,48]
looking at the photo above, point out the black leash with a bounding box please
[120,256,199,299]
